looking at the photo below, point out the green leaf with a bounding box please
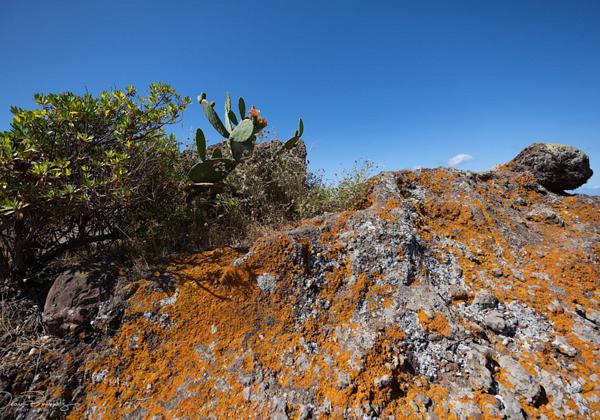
[211,147,222,159]
[229,119,254,143]
[297,118,304,137]
[201,99,230,138]
[230,137,255,161]
[195,128,206,161]
[188,161,225,184]
[283,137,299,150]
[238,97,246,120]
[188,158,235,183]
[228,110,239,126]
[224,92,232,132]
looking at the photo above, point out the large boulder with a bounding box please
[42,262,118,336]
[507,143,593,192]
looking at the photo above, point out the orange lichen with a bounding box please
[243,234,309,279]
[219,265,255,287]
[417,310,451,337]
[67,168,598,418]
[376,198,402,222]
[406,168,600,416]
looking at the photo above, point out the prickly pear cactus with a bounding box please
[188,92,303,185]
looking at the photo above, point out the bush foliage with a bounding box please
[0,84,189,279]
[201,140,308,247]
[0,83,374,283]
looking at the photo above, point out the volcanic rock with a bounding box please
[42,262,118,336]
[506,143,593,192]
[69,159,599,418]
[12,143,598,419]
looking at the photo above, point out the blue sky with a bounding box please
[1,0,599,193]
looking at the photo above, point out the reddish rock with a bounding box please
[43,263,117,336]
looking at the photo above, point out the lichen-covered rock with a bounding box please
[65,163,599,419]
[506,143,593,192]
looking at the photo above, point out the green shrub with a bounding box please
[298,161,375,218]
[0,84,190,279]
[204,140,308,246]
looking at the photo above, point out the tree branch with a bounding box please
[38,232,118,266]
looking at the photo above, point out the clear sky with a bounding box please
[1,0,599,193]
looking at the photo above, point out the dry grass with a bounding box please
[298,160,375,218]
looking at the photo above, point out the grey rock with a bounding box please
[55,159,599,420]
[91,370,107,384]
[507,143,593,192]
[585,308,600,326]
[256,273,277,293]
[448,285,469,302]
[373,375,392,388]
[552,336,577,357]
[472,291,499,310]
[497,355,543,405]
[465,348,493,391]
[526,205,565,226]
[483,311,508,334]
[497,389,526,420]
[271,397,289,420]
[297,405,312,420]
[242,386,251,401]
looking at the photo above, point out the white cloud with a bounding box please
[447,153,473,167]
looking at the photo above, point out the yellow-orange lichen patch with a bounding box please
[243,233,309,279]
[376,198,402,222]
[318,259,359,325]
[71,248,285,418]
[319,210,357,249]
[66,168,599,418]
[417,311,451,337]
[164,247,244,286]
[73,238,417,418]
[219,265,255,287]
[406,168,600,416]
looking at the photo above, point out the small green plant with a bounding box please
[188,92,304,185]
[298,161,375,218]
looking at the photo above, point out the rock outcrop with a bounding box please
[71,155,599,418]
[506,143,593,192]
[3,144,598,419]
